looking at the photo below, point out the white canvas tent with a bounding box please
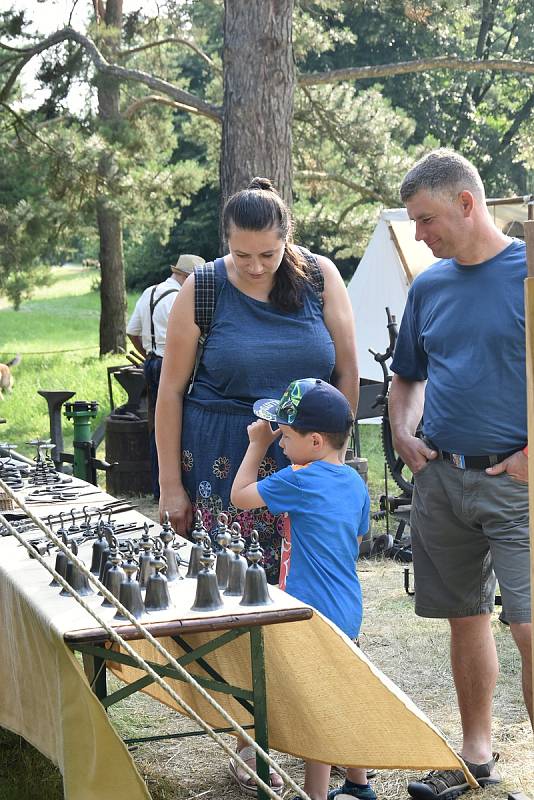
[348,208,434,383]
[349,199,532,383]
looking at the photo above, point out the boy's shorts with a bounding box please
[410,458,530,624]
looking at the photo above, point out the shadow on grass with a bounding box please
[0,727,63,800]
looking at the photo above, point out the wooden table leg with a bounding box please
[250,627,271,800]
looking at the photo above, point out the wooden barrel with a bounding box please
[105,415,152,496]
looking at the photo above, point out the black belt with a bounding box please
[434,446,518,470]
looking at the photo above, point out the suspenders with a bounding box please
[148,285,180,354]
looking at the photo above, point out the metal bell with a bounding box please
[115,544,145,620]
[186,509,208,579]
[240,530,273,606]
[102,540,126,606]
[50,524,69,586]
[138,523,155,588]
[99,532,118,591]
[215,512,232,589]
[61,541,93,597]
[144,539,172,611]
[191,536,223,612]
[97,522,114,583]
[90,523,108,574]
[159,511,181,582]
[224,522,247,597]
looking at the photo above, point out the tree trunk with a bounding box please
[96,0,126,355]
[221,0,295,218]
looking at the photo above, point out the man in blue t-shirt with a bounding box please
[389,149,531,800]
[231,377,374,800]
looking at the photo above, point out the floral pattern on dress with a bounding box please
[191,492,282,582]
[181,450,194,472]
[258,456,277,478]
[213,456,231,479]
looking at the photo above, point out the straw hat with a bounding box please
[171,254,205,274]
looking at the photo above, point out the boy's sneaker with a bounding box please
[327,782,377,800]
[407,754,500,800]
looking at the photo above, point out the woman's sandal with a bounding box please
[228,744,284,795]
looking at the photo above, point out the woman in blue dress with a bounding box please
[156,177,358,794]
[156,177,358,585]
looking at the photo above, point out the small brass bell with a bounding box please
[159,511,181,582]
[61,541,93,597]
[138,523,155,588]
[240,530,273,606]
[186,509,207,579]
[215,512,232,590]
[224,522,247,597]
[115,543,145,620]
[144,539,172,611]
[191,535,223,612]
[102,538,126,606]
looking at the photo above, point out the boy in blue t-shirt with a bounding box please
[231,378,375,800]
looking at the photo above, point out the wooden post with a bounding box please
[523,218,534,715]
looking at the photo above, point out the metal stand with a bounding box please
[70,625,272,800]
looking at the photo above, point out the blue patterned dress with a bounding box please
[181,257,335,583]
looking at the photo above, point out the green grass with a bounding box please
[0,266,141,459]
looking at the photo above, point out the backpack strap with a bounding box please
[194,261,216,337]
[189,261,219,392]
[295,246,324,304]
[149,285,180,353]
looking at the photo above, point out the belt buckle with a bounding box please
[451,453,466,469]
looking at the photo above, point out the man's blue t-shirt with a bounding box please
[391,239,527,454]
[257,461,369,639]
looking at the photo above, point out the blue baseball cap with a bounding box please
[253,378,353,433]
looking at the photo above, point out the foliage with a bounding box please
[293,84,433,265]
[296,0,534,194]
[1,0,533,298]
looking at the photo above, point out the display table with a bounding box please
[0,482,474,800]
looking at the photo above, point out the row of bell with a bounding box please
[49,511,272,617]
[189,512,273,612]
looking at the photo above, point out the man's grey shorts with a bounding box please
[411,458,530,623]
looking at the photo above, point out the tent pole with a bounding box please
[523,218,534,716]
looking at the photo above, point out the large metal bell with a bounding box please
[50,520,69,586]
[51,548,68,586]
[115,547,145,620]
[144,540,172,611]
[191,536,223,612]
[240,530,273,607]
[186,509,208,579]
[90,524,109,575]
[224,522,247,597]
[60,541,93,597]
[102,545,126,606]
[215,512,232,590]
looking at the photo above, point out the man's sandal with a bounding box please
[228,745,283,795]
[407,753,501,800]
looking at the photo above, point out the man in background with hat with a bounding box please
[127,253,205,499]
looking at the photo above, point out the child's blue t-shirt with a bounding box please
[257,460,369,639]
